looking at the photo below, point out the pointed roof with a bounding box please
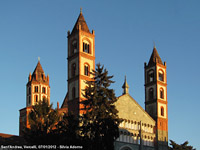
[122,76,129,94]
[148,46,163,66]
[71,10,90,34]
[32,61,44,75]
[61,92,68,108]
[31,60,45,82]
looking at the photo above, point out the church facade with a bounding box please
[114,48,168,150]
[19,10,168,150]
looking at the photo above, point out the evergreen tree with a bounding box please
[169,140,196,150]
[23,99,60,145]
[55,112,82,145]
[81,63,121,150]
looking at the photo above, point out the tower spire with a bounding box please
[145,46,168,149]
[67,10,95,116]
[153,41,156,49]
[122,76,129,95]
[71,9,90,34]
[20,59,51,136]
[148,46,163,66]
[80,7,82,14]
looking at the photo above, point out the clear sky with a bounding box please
[0,0,199,149]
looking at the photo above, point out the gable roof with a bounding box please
[116,94,155,124]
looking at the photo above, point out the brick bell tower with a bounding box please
[144,46,168,150]
[67,9,95,117]
[19,59,50,136]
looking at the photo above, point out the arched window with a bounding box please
[149,88,154,100]
[72,40,77,55]
[159,70,164,81]
[84,64,89,76]
[148,70,154,82]
[83,42,90,53]
[71,63,76,77]
[72,87,76,99]
[42,87,46,94]
[35,86,38,93]
[161,107,164,116]
[160,88,164,99]
[35,95,38,103]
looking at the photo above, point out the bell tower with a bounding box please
[67,9,95,116]
[19,59,50,136]
[26,59,50,106]
[144,46,168,150]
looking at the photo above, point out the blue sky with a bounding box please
[0,0,199,149]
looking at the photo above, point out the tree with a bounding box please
[81,63,122,150]
[169,140,196,150]
[54,112,82,145]
[23,99,60,145]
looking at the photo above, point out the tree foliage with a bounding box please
[23,64,122,149]
[23,99,60,144]
[169,140,196,150]
[23,99,82,146]
[81,63,122,150]
[54,113,82,145]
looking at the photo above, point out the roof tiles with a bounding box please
[148,47,163,66]
[71,12,90,34]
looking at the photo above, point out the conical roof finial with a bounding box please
[153,41,156,49]
[122,75,129,95]
[80,7,82,14]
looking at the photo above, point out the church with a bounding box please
[19,10,168,150]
